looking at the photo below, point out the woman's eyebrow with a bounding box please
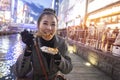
[43,20,56,24]
[52,22,55,24]
[43,21,48,23]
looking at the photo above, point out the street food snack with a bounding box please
[40,46,58,55]
[35,32,53,39]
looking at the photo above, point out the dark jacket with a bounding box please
[13,35,73,80]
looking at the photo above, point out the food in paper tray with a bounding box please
[40,46,58,55]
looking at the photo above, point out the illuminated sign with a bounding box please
[0,0,11,11]
[88,0,119,13]
[88,5,120,19]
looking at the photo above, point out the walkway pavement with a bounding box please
[64,53,112,80]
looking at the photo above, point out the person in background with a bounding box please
[101,27,111,51]
[112,27,119,38]
[13,8,73,80]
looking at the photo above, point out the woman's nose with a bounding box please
[46,25,52,30]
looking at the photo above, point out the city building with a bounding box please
[87,0,120,29]
[58,0,86,29]
[0,0,11,23]
[11,0,30,23]
[51,0,62,16]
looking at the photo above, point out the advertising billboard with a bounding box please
[0,0,11,11]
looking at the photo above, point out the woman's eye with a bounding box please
[43,23,48,25]
[51,24,55,26]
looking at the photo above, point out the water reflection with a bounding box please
[0,34,25,80]
[0,36,9,54]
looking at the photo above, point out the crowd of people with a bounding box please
[58,25,120,52]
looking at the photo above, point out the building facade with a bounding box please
[51,0,60,16]
[58,0,86,29]
[0,0,11,23]
[87,0,120,29]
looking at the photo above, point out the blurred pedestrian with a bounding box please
[112,27,119,38]
[101,27,111,50]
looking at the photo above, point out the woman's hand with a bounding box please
[21,29,34,47]
[21,30,34,56]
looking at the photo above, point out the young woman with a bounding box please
[13,8,73,80]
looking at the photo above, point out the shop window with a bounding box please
[111,16,117,23]
[117,15,120,23]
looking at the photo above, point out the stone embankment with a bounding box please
[68,40,120,80]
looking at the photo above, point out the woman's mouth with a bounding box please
[35,30,54,39]
[43,32,53,37]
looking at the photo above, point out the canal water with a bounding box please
[0,34,25,80]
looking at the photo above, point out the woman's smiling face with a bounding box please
[37,14,57,41]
